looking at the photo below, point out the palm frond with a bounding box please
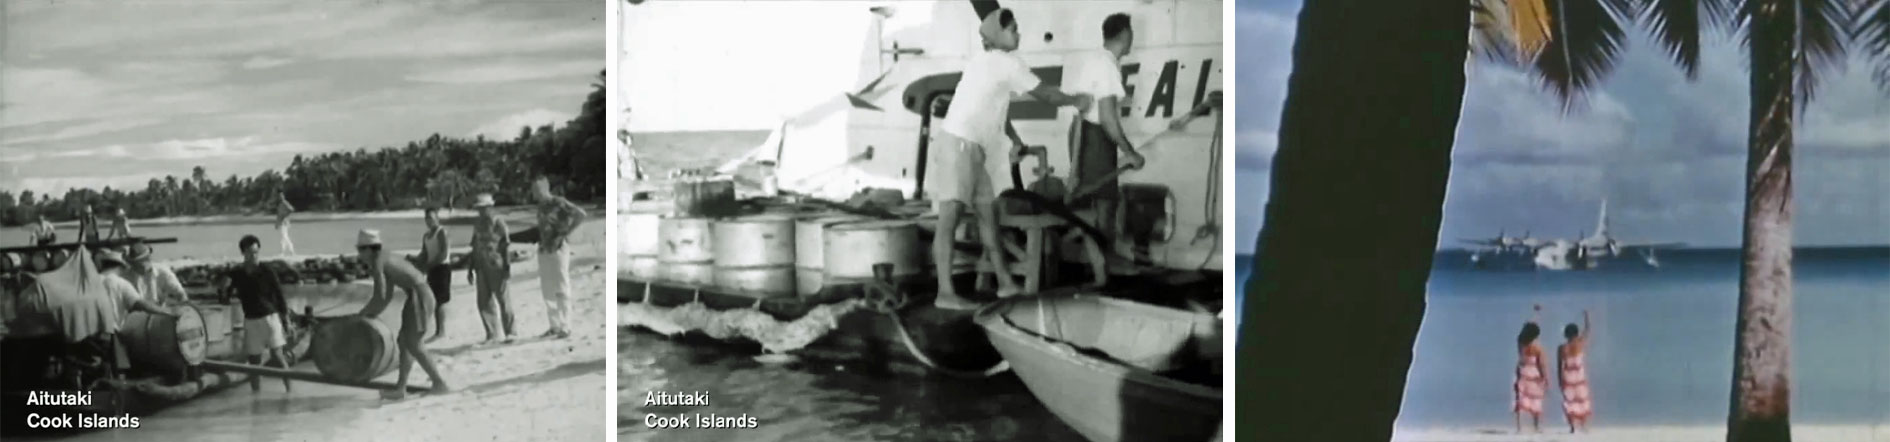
[1635,0,1730,78]
[1855,0,1890,90]
[1472,0,1524,65]
[1795,0,1852,106]
[1511,0,1559,62]
[1533,0,1634,109]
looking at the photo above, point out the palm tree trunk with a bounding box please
[1239,0,1467,438]
[1727,1,1795,441]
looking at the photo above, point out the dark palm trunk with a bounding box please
[1238,0,1467,439]
[1727,1,1795,441]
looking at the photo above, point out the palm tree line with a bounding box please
[0,71,607,227]
[1242,0,1887,440]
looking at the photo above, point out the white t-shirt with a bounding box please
[1064,48,1128,125]
[940,49,1044,149]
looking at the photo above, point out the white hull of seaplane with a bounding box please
[705,0,1225,272]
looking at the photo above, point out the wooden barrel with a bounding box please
[824,220,924,280]
[121,304,208,380]
[312,316,398,383]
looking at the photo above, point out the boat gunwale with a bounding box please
[972,293,1222,400]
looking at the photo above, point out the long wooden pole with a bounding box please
[200,360,430,393]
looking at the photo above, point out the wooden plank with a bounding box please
[199,360,430,393]
[0,237,180,254]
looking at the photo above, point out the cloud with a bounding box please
[242,56,295,70]
[470,109,573,140]
[1237,0,1889,252]
[3,1,600,199]
[405,59,601,84]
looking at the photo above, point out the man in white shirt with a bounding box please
[122,243,189,305]
[1064,13,1143,286]
[930,8,1092,309]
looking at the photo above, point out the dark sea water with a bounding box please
[1237,247,1890,430]
[618,329,1089,442]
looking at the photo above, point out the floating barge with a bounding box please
[1,239,430,436]
[616,186,1222,377]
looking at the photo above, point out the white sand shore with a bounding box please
[1394,425,1890,442]
[61,220,609,442]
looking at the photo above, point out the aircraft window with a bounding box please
[1043,32,1054,43]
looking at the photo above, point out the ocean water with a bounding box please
[619,330,1087,442]
[1236,248,1890,429]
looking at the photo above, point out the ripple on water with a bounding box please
[617,328,1088,442]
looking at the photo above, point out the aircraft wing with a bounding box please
[1618,242,1686,249]
[1459,239,1501,246]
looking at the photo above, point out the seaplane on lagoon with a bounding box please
[1462,199,1686,271]
[622,2,1226,441]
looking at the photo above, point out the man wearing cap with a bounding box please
[95,249,173,324]
[122,243,189,305]
[354,229,453,398]
[106,208,134,241]
[468,193,515,344]
[531,178,586,339]
[224,234,294,392]
[929,7,1092,309]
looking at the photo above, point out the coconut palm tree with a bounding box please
[1242,0,1864,439]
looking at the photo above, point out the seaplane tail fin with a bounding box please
[1594,198,1610,239]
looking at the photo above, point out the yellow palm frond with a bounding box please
[1509,0,1555,63]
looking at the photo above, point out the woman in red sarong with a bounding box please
[1514,305,1549,434]
[1560,310,1594,433]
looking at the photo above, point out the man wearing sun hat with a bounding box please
[94,249,172,324]
[121,243,189,305]
[468,193,516,344]
[354,228,453,399]
[927,7,1093,310]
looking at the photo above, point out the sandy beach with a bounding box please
[1394,425,1890,442]
[39,207,510,229]
[51,217,609,442]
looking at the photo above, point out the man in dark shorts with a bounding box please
[418,207,451,343]
[1066,13,1144,284]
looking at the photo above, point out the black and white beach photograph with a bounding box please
[619,1,1226,441]
[1,1,609,440]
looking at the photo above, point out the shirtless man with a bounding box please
[274,193,296,256]
[353,229,452,399]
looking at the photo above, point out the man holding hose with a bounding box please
[929,8,1091,309]
[1065,13,1142,285]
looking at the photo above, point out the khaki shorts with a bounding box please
[927,131,997,209]
[244,313,287,355]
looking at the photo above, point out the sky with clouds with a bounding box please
[622,1,874,133]
[1,1,603,197]
[1236,0,1890,252]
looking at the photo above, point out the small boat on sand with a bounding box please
[975,293,1222,442]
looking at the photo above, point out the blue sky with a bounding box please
[1236,0,1890,252]
[1,1,602,196]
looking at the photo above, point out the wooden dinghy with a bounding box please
[974,293,1222,442]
